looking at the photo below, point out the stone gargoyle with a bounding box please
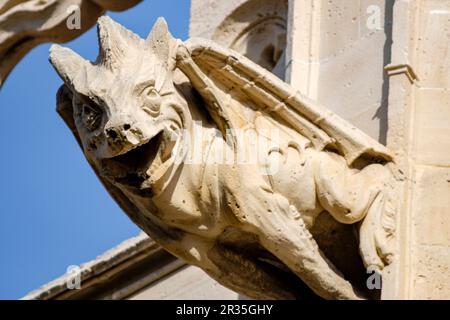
[49,16,396,300]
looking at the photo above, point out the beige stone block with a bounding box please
[413,245,450,299]
[416,0,450,89]
[319,0,360,60]
[317,32,387,141]
[413,166,450,246]
[415,89,450,166]
[319,0,387,60]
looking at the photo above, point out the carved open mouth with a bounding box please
[102,132,163,190]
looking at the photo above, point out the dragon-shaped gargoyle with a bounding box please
[49,16,396,300]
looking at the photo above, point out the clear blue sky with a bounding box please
[0,0,190,300]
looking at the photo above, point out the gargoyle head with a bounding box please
[50,16,187,193]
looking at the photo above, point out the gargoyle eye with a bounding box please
[142,87,161,116]
[81,103,102,131]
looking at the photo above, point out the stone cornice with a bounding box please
[22,233,185,300]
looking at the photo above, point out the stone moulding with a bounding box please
[0,0,141,88]
[48,16,398,300]
[22,233,186,300]
[384,63,418,84]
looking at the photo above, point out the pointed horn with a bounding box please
[146,17,176,66]
[49,45,89,87]
[97,15,143,69]
[147,17,170,42]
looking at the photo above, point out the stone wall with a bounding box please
[286,0,393,143]
[385,0,450,300]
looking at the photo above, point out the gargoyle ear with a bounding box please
[56,85,82,148]
[146,17,177,68]
[97,15,143,69]
[49,45,91,91]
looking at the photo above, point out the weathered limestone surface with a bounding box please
[0,0,141,88]
[49,16,396,300]
[286,0,393,143]
[384,0,450,300]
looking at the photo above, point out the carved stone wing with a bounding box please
[176,38,393,166]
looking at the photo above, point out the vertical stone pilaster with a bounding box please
[385,0,450,299]
[285,0,322,98]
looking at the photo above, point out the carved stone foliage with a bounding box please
[49,17,397,300]
[0,0,141,88]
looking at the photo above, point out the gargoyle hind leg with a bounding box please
[253,205,362,300]
[313,151,393,269]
